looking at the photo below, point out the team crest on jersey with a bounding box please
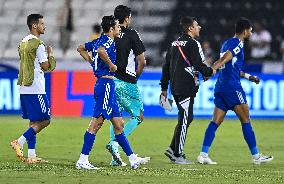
[233,47,240,55]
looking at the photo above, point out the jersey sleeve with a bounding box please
[84,41,93,52]
[227,40,241,57]
[160,46,171,91]
[36,44,48,63]
[187,41,213,77]
[132,30,146,56]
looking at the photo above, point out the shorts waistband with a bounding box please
[101,75,114,80]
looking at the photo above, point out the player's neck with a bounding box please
[235,34,244,42]
[121,22,128,28]
[30,30,40,38]
[187,32,195,39]
[105,33,114,40]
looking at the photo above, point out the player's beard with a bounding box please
[244,37,249,41]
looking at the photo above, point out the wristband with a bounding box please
[244,73,251,80]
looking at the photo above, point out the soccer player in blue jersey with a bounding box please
[197,18,273,165]
[106,5,150,167]
[76,15,143,170]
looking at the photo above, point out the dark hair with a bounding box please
[114,5,131,24]
[93,24,101,33]
[180,16,197,34]
[235,17,252,34]
[101,15,117,33]
[27,14,43,30]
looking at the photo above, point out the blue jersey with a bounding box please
[215,37,244,92]
[85,34,116,78]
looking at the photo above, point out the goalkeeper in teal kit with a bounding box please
[106,5,150,166]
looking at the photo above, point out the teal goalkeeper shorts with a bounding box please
[114,78,144,117]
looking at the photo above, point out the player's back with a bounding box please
[215,37,244,92]
[114,26,145,84]
[85,34,116,78]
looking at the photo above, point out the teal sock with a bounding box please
[109,117,140,142]
[110,124,115,141]
[124,118,139,137]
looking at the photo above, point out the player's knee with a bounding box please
[94,121,103,130]
[113,123,124,133]
[44,119,51,126]
[139,114,144,123]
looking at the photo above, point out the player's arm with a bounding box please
[135,53,146,78]
[77,44,92,63]
[97,46,117,72]
[211,50,233,70]
[188,42,216,77]
[39,45,56,72]
[132,30,146,78]
[160,47,171,98]
[240,71,260,84]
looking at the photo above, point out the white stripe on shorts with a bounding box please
[236,91,244,104]
[38,94,46,113]
[103,83,110,110]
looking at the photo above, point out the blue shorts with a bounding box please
[20,94,51,122]
[93,78,121,120]
[214,90,247,112]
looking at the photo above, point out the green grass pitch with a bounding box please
[0,116,283,183]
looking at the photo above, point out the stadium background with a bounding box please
[0,1,283,183]
[0,0,283,119]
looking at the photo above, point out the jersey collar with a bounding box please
[22,34,39,42]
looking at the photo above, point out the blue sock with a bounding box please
[109,118,140,141]
[242,122,259,155]
[115,133,133,156]
[23,127,36,142]
[81,131,96,155]
[27,135,36,149]
[201,121,219,153]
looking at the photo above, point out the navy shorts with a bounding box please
[93,78,121,120]
[20,94,51,122]
[214,90,247,112]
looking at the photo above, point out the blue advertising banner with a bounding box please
[138,72,284,119]
[0,72,51,115]
[0,71,283,119]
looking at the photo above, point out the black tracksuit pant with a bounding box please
[170,95,194,157]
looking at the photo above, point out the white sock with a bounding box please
[17,135,27,148]
[252,153,260,159]
[200,152,208,157]
[28,149,36,158]
[79,153,88,162]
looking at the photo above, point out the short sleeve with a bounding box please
[228,40,241,57]
[85,41,93,52]
[36,44,48,63]
[132,30,146,56]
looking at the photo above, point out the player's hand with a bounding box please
[47,46,53,57]
[203,76,210,81]
[161,91,167,100]
[211,68,217,76]
[249,75,260,84]
[109,64,117,72]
